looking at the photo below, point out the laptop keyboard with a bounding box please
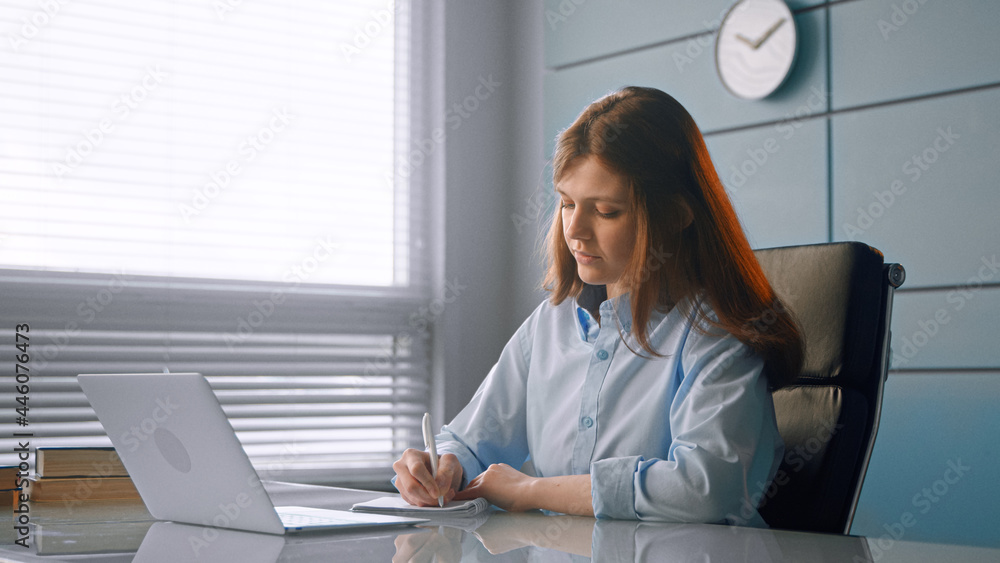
[278,510,357,527]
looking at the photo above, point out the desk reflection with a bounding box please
[24,509,873,562]
[592,520,872,562]
[472,512,594,557]
[388,512,873,562]
[133,522,284,563]
[129,520,406,562]
[393,526,464,563]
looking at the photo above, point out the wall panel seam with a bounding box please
[825,0,833,243]
[889,368,1000,375]
[701,81,1000,138]
[895,282,1000,294]
[546,4,830,73]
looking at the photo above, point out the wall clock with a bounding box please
[715,0,798,100]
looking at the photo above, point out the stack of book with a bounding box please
[2,464,22,507]
[28,447,141,502]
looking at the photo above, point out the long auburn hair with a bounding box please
[543,86,803,389]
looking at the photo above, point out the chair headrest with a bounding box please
[755,242,885,386]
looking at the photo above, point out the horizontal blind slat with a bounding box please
[0,0,417,289]
[0,0,428,481]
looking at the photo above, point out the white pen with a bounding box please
[422,412,445,507]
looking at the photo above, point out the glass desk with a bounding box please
[2,481,998,562]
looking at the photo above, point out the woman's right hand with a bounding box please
[392,448,464,506]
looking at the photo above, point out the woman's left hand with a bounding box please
[453,463,537,512]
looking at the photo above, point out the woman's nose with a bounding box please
[564,210,589,240]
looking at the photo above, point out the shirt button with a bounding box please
[582,416,594,428]
[596,349,609,360]
[623,322,632,332]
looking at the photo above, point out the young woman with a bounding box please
[392,86,803,526]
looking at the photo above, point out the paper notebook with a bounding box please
[351,496,489,518]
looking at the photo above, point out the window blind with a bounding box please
[0,0,429,486]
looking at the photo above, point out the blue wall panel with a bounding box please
[545,0,827,69]
[544,0,732,68]
[704,118,828,249]
[851,373,1000,549]
[544,9,827,155]
[831,87,1000,288]
[831,0,1000,109]
[890,288,1000,371]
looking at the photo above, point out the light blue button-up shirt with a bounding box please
[437,287,783,527]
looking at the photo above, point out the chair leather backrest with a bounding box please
[755,242,884,386]
[753,242,888,533]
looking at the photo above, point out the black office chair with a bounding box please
[753,241,905,534]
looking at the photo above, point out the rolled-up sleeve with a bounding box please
[592,456,641,518]
[591,326,782,526]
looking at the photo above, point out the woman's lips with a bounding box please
[573,250,600,265]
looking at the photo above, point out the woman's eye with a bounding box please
[560,202,574,210]
[597,210,620,219]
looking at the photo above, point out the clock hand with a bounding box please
[751,18,786,49]
[735,33,757,48]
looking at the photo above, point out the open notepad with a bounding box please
[351,496,490,518]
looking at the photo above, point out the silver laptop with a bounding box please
[78,372,427,535]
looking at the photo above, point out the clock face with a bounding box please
[715,0,798,100]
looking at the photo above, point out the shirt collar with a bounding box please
[576,306,600,342]
[574,285,634,343]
